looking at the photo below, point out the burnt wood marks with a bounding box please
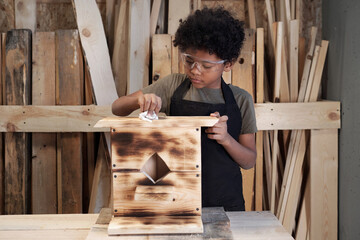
[111,127,200,171]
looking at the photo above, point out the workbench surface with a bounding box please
[0,211,293,240]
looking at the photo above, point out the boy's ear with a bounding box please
[223,61,234,72]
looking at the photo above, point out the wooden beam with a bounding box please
[310,129,338,240]
[247,0,256,29]
[0,33,4,214]
[72,0,118,105]
[255,28,264,211]
[4,29,31,214]
[150,0,162,36]
[289,19,299,102]
[32,32,57,214]
[55,30,83,213]
[0,0,15,32]
[0,101,340,132]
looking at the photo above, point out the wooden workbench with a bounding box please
[0,210,293,240]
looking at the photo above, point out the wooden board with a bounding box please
[112,0,129,97]
[72,0,118,105]
[0,33,4,214]
[111,127,201,171]
[201,0,245,21]
[32,32,57,214]
[310,129,338,240]
[0,0,15,32]
[152,34,172,82]
[15,0,36,33]
[168,0,191,35]
[128,0,150,94]
[55,29,83,214]
[4,29,31,214]
[0,101,340,132]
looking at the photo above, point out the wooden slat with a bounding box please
[4,29,31,214]
[247,0,256,29]
[289,19,299,102]
[201,0,245,21]
[14,0,36,33]
[255,28,264,211]
[0,101,341,132]
[171,35,179,74]
[0,33,4,214]
[295,176,310,240]
[55,30,83,214]
[152,34,172,82]
[112,0,129,97]
[168,0,191,35]
[0,0,15,32]
[128,0,150,93]
[105,0,116,55]
[310,129,338,240]
[72,0,118,104]
[32,32,57,214]
[150,0,162,36]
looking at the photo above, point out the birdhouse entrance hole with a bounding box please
[141,153,170,184]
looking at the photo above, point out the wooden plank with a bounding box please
[247,0,256,29]
[32,32,57,214]
[295,176,310,240]
[150,0,162,36]
[255,28,264,211]
[55,29,83,214]
[232,28,256,98]
[201,0,245,21]
[111,127,201,171]
[310,129,338,240]
[171,35,179,74]
[14,0,36,33]
[128,0,150,94]
[0,0,15,32]
[298,37,306,84]
[152,34,172,82]
[105,0,116,56]
[0,33,3,214]
[289,19,299,102]
[4,29,31,214]
[168,0,191,35]
[0,101,341,132]
[303,45,321,102]
[112,0,129,97]
[88,136,112,213]
[72,0,118,105]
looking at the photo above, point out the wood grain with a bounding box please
[55,29,83,214]
[32,32,57,214]
[152,34,172,82]
[168,0,191,35]
[15,0,36,33]
[4,29,31,214]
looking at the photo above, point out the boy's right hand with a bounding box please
[138,93,162,114]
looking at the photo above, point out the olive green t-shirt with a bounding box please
[142,73,257,134]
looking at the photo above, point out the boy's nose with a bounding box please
[190,62,202,73]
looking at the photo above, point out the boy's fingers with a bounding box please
[138,97,144,112]
[210,112,220,118]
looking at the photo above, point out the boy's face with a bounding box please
[183,49,232,89]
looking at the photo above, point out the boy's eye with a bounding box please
[202,63,215,69]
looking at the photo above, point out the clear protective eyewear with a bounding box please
[181,53,226,73]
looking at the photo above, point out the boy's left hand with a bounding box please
[205,112,231,145]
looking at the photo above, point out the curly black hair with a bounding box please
[173,7,245,63]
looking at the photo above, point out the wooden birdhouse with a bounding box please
[95,116,218,235]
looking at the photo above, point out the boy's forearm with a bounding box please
[112,91,142,116]
[221,134,257,169]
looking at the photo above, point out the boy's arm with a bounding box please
[112,90,162,116]
[205,112,256,169]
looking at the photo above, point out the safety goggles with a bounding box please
[181,53,226,73]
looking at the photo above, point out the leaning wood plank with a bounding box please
[295,177,310,240]
[105,0,116,55]
[0,0,15,32]
[14,0,36,33]
[150,0,162,36]
[304,46,321,102]
[255,28,264,211]
[4,29,31,214]
[0,34,4,214]
[128,0,150,94]
[171,35,179,74]
[168,0,191,35]
[112,0,129,97]
[152,34,172,82]
[310,129,338,240]
[247,0,256,29]
[32,32,57,214]
[289,19,299,102]
[72,0,118,105]
[56,30,83,214]
[0,101,341,132]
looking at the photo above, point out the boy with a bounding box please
[112,7,257,211]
